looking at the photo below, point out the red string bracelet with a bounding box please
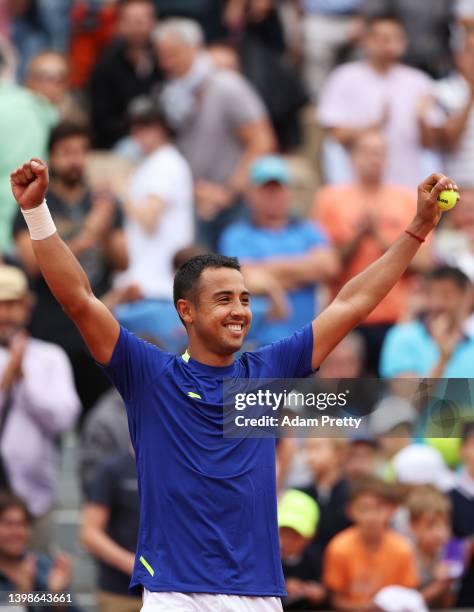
[405,229,425,244]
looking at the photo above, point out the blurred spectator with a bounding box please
[0,265,80,552]
[437,39,474,187]
[393,444,455,492]
[80,449,140,612]
[0,492,80,612]
[407,486,457,609]
[118,97,194,300]
[14,122,128,414]
[300,438,351,553]
[380,267,474,378]
[220,155,339,345]
[89,0,160,149]
[317,332,366,379]
[435,187,474,281]
[317,13,443,186]
[363,0,454,78]
[69,0,119,89]
[345,437,378,480]
[10,0,48,81]
[24,50,88,125]
[154,18,275,249]
[0,36,17,82]
[450,421,474,607]
[290,0,363,101]
[278,489,326,611]
[79,388,130,497]
[323,477,418,610]
[0,45,56,252]
[312,129,431,373]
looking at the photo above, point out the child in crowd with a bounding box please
[278,489,326,611]
[450,421,474,607]
[344,436,378,480]
[408,485,459,608]
[323,477,419,610]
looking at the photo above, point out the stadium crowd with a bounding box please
[1,0,474,610]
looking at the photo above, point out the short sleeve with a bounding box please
[243,324,315,379]
[87,456,117,506]
[322,538,349,593]
[221,73,267,128]
[379,325,422,378]
[101,326,172,403]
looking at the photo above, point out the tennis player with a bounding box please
[10,158,456,611]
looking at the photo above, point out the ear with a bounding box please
[176,298,193,326]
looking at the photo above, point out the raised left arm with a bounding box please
[311,173,456,370]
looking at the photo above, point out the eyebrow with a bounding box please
[212,290,250,298]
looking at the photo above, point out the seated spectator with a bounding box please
[14,122,128,414]
[79,389,130,497]
[363,0,454,78]
[0,44,56,252]
[345,437,378,480]
[434,187,474,281]
[220,155,340,346]
[407,486,458,609]
[380,266,474,378]
[323,477,419,610]
[154,18,275,249]
[288,0,363,101]
[80,449,140,612]
[450,421,474,607]
[317,13,443,186]
[437,38,474,188]
[0,492,79,611]
[89,0,161,149]
[312,129,432,372]
[300,438,351,553]
[0,265,80,553]
[278,489,326,611]
[118,97,194,300]
[317,331,366,379]
[24,50,88,125]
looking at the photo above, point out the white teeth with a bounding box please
[227,324,242,331]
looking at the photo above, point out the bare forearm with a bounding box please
[81,526,134,575]
[442,100,474,150]
[31,233,92,316]
[336,218,432,323]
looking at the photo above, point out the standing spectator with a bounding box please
[80,449,140,612]
[220,155,339,345]
[89,0,160,149]
[79,389,130,497]
[323,477,419,610]
[380,267,474,378]
[450,421,474,608]
[312,129,432,372]
[407,486,457,609]
[0,492,80,612]
[437,39,474,187]
[290,0,363,101]
[363,0,454,78]
[317,13,443,186]
[13,122,128,414]
[118,97,194,301]
[24,50,88,125]
[0,265,80,552]
[0,44,56,252]
[154,18,275,249]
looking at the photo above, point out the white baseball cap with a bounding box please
[374,586,428,611]
[393,443,455,491]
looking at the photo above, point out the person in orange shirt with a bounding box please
[312,129,433,373]
[323,476,419,611]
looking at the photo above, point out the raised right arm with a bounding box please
[10,159,119,364]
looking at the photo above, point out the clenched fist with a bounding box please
[10,158,49,210]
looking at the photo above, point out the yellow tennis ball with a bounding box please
[437,190,459,211]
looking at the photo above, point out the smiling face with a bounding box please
[177,267,252,357]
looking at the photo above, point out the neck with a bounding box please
[50,178,86,204]
[418,546,438,563]
[0,553,21,571]
[315,465,341,491]
[185,340,235,368]
[358,177,382,191]
[253,215,287,231]
[359,527,383,550]
[369,58,394,74]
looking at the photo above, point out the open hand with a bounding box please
[10,159,49,210]
[47,552,72,593]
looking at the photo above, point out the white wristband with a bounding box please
[21,199,57,241]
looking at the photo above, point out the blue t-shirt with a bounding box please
[220,220,328,346]
[102,324,315,596]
